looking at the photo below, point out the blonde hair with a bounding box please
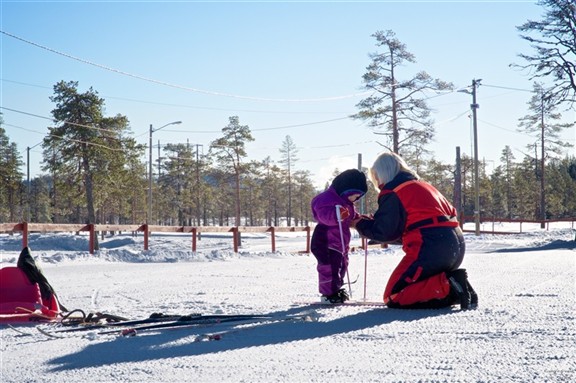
[368,152,419,190]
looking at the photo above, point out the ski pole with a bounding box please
[363,237,368,302]
[335,205,352,299]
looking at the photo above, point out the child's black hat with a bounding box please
[331,169,368,197]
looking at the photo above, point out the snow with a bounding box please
[1,224,575,383]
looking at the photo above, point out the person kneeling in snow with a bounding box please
[353,152,478,309]
[311,169,368,303]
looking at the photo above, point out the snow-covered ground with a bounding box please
[1,223,575,383]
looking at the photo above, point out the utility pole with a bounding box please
[148,124,153,224]
[540,94,546,228]
[454,147,462,226]
[194,144,203,226]
[471,79,481,236]
[148,121,182,224]
[458,79,481,235]
[27,146,30,222]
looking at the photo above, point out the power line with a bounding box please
[1,106,130,134]
[1,30,371,103]
[0,106,54,121]
[1,78,354,115]
[2,105,353,137]
[478,118,540,137]
[483,83,532,93]
[4,123,126,152]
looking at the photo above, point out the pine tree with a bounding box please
[518,82,574,222]
[42,81,143,229]
[0,126,24,221]
[210,116,254,226]
[516,0,576,107]
[353,30,453,156]
[260,157,284,226]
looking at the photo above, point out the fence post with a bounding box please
[191,227,197,252]
[305,226,310,254]
[143,224,149,250]
[21,222,29,249]
[87,224,95,254]
[268,227,276,252]
[231,227,239,253]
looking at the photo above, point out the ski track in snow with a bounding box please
[0,226,575,382]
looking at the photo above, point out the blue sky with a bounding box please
[1,0,574,188]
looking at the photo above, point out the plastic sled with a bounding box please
[0,263,61,323]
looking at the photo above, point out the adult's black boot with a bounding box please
[447,269,471,310]
[467,280,478,307]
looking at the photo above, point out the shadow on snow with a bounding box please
[494,239,575,253]
[46,306,457,371]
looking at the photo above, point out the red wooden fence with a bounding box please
[0,223,311,255]
[1,218,573,255]
[461,216,575,234]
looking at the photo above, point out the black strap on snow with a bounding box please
[60,309,87,326]
[16,246,68,312]
[60,310,129,326]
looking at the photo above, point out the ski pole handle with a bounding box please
[335,204,345,224]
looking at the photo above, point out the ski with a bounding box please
[6,324,33,336]
[35,313,313,339]
[49,313,198,333]
[41,313,264,334]
[35,313,288,338]
[295,300,387,307]
[98,314,279,335]
[37,326,65,339]
[122,314,315,339]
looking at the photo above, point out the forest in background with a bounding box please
[1,123,575,226]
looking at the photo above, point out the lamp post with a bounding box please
[458,79,481,235]
[26,142,42,222]
[148,121,182,223]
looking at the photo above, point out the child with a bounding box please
[353,152,477,309]
[310,169,367,303]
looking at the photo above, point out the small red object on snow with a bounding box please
[121,328,137,337]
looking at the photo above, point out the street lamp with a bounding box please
[458,79,481,235]
[26,142,42,222]
[148,121,182,223]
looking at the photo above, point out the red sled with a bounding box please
[0,247,64,323]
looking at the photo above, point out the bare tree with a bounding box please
[515,0,576,107]
[279,135,299,226]
[352,30,453,156]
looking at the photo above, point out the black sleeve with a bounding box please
[355,193,406,242]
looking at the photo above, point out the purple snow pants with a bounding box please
[312,247,348,296]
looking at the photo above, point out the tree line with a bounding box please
[2,115,575,226]
[1,0,574,226]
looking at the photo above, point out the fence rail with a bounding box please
[2,218,574,255]
[0,223,311,255]
[461,217,575,234]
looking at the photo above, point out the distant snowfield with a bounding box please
[1,223,575,383]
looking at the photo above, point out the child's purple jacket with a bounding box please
[311,186,358,254]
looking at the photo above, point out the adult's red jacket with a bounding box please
[355,171,464,306]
